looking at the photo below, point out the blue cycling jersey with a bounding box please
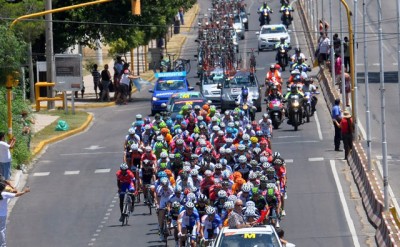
[179,210,200,228]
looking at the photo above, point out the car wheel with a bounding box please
[258,46,262,52]
[241,34,245,40]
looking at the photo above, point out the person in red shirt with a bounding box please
[200,170,215,198]
[116,163,135,222]
[340,110,354,160]
[214,131,227,153]
[141,146,157,166]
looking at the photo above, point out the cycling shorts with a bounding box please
[142,175,153,185]
[182,226,196,240]
[120,183,135,196]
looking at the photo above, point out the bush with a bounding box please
[0,87,32,169]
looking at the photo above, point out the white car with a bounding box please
[256,24,291,51]
[213,225,285,247]
[233,14,245,40]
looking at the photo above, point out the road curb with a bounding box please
[32,113,94,157]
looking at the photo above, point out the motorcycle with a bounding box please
[276,46,288,71]
[258,9,271,26]
[266,98,284,129]
[303,91,319,122]
[285,95,303,131]
[265,77,282,96]
[281,8,292,28]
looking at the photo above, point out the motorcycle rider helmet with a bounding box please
[270,64,275,70]
[271,85,278,92]
[297,56,303,64]
[241,87,249,98]
[280,37,286,43]
[290,84,297,93]
[295,47,301,53]
[263,2,267,8]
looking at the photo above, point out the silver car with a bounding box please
[256,24,291,51]
[197,68,225,105]
[233,14,245,40]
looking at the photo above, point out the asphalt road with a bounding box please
[315,0,400,210]
[7,0,375,246]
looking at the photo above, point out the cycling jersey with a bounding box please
[234,163,252,180]
[178,210,200,228]
[116,170,135,194]
[251,195,268,212]
[201,214,222,240]
[156,185,174,209]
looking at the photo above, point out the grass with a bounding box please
[30,110,89,153]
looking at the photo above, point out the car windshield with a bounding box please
[261,26,286,34]
[172,100,205,112]
[218,232,280,247]
[234,16,241,23]
[224,74,256,88]
[156,79,186,91]
[240,12,246,18]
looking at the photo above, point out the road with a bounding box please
[7,0,375,246]
[315,0,400,211]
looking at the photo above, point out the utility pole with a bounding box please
[45,0,55,109]
[353,0,359,139]
[377,0,388,211]
[330,0,335,86]
[363,0,372,171]
[340,1,346,107]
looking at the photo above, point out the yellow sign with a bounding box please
[243,233,256,239]
[181,94,190,99]
[185,101,193,105]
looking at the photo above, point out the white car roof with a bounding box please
[221,225,275,234]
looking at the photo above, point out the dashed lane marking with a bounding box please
[33,172,50,177]
[94,169,111,174]
[285,159,294,163]
[308,157,324,162]
[64,170,80,175]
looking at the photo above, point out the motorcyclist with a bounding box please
[274,38,290,68]
[258,2,273,26]
[265,64,282,95]
[284,84,304,121]
[291,57,310,73]
[289,47,306,68]
[280,2,294,20]
[236,86,256,121]
[302,78,318,113]
[267,85,283,102]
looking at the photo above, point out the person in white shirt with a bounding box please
[0,182,30,246]
[317,34,331,63]
[0,133,16,181]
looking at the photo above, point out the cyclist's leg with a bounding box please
[158,208,166,231]
[180,227,188,247]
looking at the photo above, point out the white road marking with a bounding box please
[64,171,80,175]
[60,151,120,156]
[95,169,111,174]
[314,112,323,140]
[33,172,50,177]
[308,157,324,162]
[330,160,361,247]
[273,140,319,144]
[274,135,301,139]
[357,118,367,140]
[376,155,392,160]
[285,159,294,163]
[375,160,400,219]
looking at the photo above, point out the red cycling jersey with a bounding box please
[116,170,135,184]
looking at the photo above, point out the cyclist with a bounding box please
[116,163,136,222]
[200,206,222,246]
[141,159,156,206]
[196,194,209,219]
[124,128,141,150]
[168,201,183,247]
[265,183,282,228]
[177,201,201,247]
[130,143,143,188]
[156,177,174,241]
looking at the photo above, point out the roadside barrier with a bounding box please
[297,0,400,245]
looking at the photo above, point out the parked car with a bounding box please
[219,71,262,112]
[256,24,291,51]
[149,71,193,115]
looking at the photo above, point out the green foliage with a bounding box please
[0,87,31,168]
[83,59,96,74]
[0,24,27,85]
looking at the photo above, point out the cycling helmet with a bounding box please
[227,122,235,128]
[191,153,199,159]
[130,144,139,151]
[197,116,204,122]
[218,130,224,136]
[246,201,256,208]
[252,187,260,195]
[245,207,257,217]
[159,121,167,128]
[175,185,182,193]
[274,158,283,166]
[256,130,264,137]
[242,134,250,141]
[166,119,173,127]
[253,147,262,155]
[250,160,258,167]
[160,177,169,185]
[249,172,258,180]
[183,165,191,173]
[219,122,226,128]
[238,155,247,163]
[224,201,235,210]
[120,163,129,170]
[219,147,226,154]
[211,116,218,122]
[261,162,271,169]
[217,190,227,199]
[185,201,195,209]
[160,152,168,158]
[144,124,151,130]
[212,125,220,132]
[266,167,275,175]
[161,128,169,135]
[128,128,135,134]
[176,114,183,120]
[226,127,234,134]
[190,169,199,176]
[169,153,175,159]
[241,183,251,193]
[172,201,181,209]
[225,148,233,154]
[266,183,276,189]
[205,206,216,215]
[157,171,167,178]
[174,153,182,159]
[198,194,208,203]
[155,142,163,149]
[250,137,258,144]
[187,192,197,202]
[260,156,268,163]
[260,175,268,182]
[270,64,276,70]
[159,162,168,170]
[238,144,246,151]
[176,139,184,145]
[228,195,238,202]
[144,145,152,152]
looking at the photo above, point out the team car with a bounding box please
[149,72,194,115]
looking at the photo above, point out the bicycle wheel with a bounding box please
[146,189,152,215]
[122,203,130,226]
[163,218,169,246]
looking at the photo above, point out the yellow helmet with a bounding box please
[250,136,258,144]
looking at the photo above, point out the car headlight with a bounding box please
[152,97,159,101]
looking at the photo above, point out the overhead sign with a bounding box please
[54,54,83,91]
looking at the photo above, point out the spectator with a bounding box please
[319,19,329,36]
[333,33,341,54]
[21,110,35,149]
[179,7,184,25]
[119,67,134,105]
[100,64,112,102]
[343,37,350,72]
[318,34,330,65]
[0,133,15,181]
[91,64,101,100]
[0,182,30,246]
[334,53,342,85]
[339,72,351,106]
[331,99,342,151]
[228,199,254,229]
[340,110,354,160]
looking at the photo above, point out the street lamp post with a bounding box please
[340,2,346,107]
[330,0,335,87]
[353,0,359,140]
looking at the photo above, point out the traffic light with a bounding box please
[131,0,141,15]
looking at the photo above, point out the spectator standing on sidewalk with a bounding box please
[119,66,134,105]
[338,72,351,106]
[0,183,30,246]
[91,64,101,100]
[343,37,350,72]
[100,64,112,102]
[331,99,342,151]
[317,34,330,65]
[179,7,184,25]
[334,53,342,85]
[333,33,341,54]
[21,111,35,149]
[319,19,329,36]
[0,133,16,181]
[340,110,354,160]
